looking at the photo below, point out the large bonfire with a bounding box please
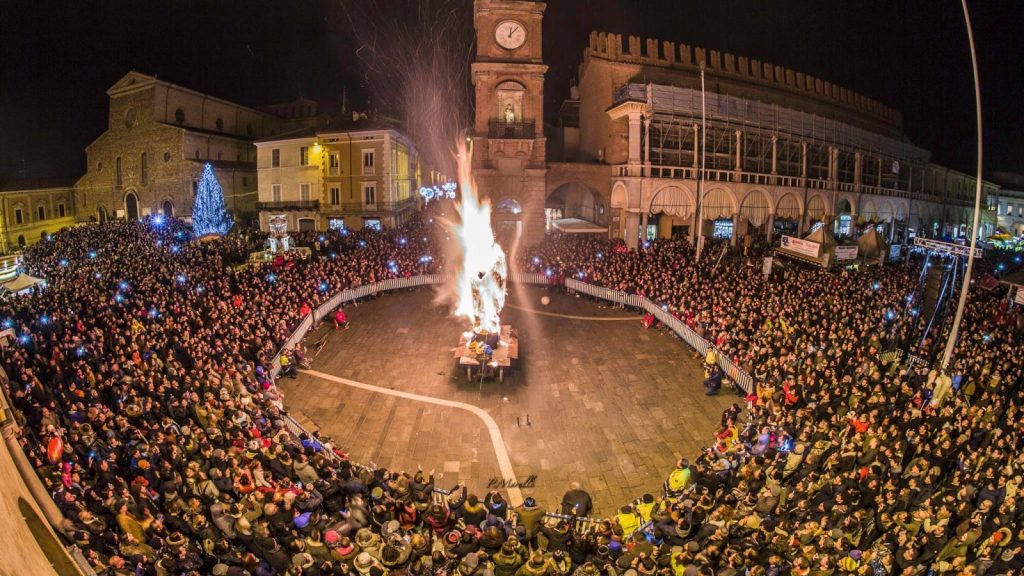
[450,141,507,335]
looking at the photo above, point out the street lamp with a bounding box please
[940,0,983,373]
[695,63,708,262]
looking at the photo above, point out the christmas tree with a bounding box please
[192,163,233,237]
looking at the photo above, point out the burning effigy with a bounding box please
[445,141,518,382]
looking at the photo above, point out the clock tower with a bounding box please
[472,0,547,248]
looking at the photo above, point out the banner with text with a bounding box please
[780,235,821,258]
[835,245,859,261]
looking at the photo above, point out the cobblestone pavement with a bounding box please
[279,284,738,516]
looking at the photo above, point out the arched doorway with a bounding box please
[699,188,736,240]
[775,193,801,236]
[124,191,140,221]
[835,197,854,237]
[493,197,523,251]
[547,182,600,231]
[162,200,174,218]
[806,194,828,232]
[648,185,693,239]
[738,189,770,239]
[98,206,109,223]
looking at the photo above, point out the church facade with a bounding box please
[73,72,315,225]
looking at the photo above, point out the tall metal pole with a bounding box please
[695,64,707,262]
[940,0,983,372]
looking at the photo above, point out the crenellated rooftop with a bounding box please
[585,31,902,133]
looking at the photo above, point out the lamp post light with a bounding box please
[695,63,708,262]
[940,0,984,373]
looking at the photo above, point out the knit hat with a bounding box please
[356,527,380,548]
[325,530,340,545]
[212,564,230,576]
[444,530,462,546]
[292,552,315,569]
[355,552,376,573]
[294,512,312,529]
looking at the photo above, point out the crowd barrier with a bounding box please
[271,271,754,392]
[270,274,445,378]
[565,279,755,394]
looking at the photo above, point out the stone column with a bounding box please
[801,141,808,184]
[627,113,643,166]
[827,146,837,183]
[766,212,775,243]
[770,135,778,180]
[643,116,652,175]
[854,151,862,192]
[624,212,641,249]
[692,123,699,169]
[731,212,741,246]
[735,130,743,175]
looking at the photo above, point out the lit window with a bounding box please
[362,150,375,175]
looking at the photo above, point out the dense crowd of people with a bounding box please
[523,235,1024,576]
[1,217,1023,575]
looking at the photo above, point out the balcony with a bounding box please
[256,200,320,211]
[488,119,536,140]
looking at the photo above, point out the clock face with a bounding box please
[494,20,527,50]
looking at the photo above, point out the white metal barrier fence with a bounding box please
[565,278,754,394]
[270,274,444,378]
[270,273,755,393]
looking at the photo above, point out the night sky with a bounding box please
[1,0,1021,185]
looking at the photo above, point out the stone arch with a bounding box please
[739,189,770,227]
[124,190,140,221]
[610,182,628,209]
[649,183,694,219]
[495,80,528,123]
[775,192,802,220]
[162,200,174,218]
[806,194,829,221]
[836,197,854,215]
[494,197,523,214]
[701,187,736,220]
[860,198,878,222]
[547,181,601,223]
[875,199,893,224]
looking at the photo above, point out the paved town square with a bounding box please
[281,285,736,514]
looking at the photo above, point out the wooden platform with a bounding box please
[453,325,519,367]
